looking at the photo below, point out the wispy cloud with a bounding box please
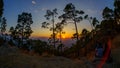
[86,9,98,15]
[41,8,48,11]
[34,8,48,13]
[34,10,39,13]
[32,0,36,5]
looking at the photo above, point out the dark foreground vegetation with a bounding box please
[0,35,120,68]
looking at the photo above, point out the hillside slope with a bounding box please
[0,34,120,68]
[0,45,86,68]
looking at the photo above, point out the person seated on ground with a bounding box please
[95,42,104,58]
[96,38,113,68]
[93,42,104,63]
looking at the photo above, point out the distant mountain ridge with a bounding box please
[30,36,75,47]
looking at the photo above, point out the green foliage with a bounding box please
[60,3,85,42]
[41,22,50,28]
[13,12,33,46]
[114,0,120,19]
[0,0,4,17]
[0,37,4,46]
[102,7,114,20]
[9,26,20,40]
[71,33,79,40]
[96,1,120,35]
[80,29,91,47]
[9,27,15,37]
[17,12,33,39]
[55,22,64,34]
[44,8,58,20]
[54,20,66,45]
[42,8,58,48]
[84,15,99,29]
[60,3,87,57]
[114,0,120,33]
[33,40,49,55]
[63,45,76,57]
[0,17,7,33]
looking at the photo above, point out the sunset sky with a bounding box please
[3,0,114,38]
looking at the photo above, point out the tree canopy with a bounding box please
[0,0,4,17]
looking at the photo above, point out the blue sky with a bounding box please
[3,0,114,38]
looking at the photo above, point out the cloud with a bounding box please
[41,8,48,11]
[34,10,39,13]
[32,0,36,5]
[86,9,97,14]
[33,8,48,13]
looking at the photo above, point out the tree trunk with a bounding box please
[88,20,94,30]
[60,31,62,53]
[74,21,79,41]
[22,25,24,46]
[52,15,55,48]
[74,21,80,57]
[0,16,1,35]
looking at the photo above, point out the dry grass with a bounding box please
[0,45,87,68]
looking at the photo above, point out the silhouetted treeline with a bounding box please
[63,0,120,58]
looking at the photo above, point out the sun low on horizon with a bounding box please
[3,0,114,40]
[62,35,66,39]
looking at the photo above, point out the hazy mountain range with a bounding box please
[31,37,75,47]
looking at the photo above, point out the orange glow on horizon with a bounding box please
[56,33,71,39]
[31,22,84,39]
[62,35,66,39]
[31,33,72,39]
